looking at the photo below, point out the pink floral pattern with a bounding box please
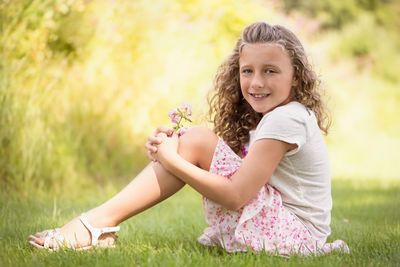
[197,138,349,256]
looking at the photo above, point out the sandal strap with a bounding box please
[79,214,120,246]
[43,228,74,250]
[43,229,58,249]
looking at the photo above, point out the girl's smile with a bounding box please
[239,43,296,115]
[249,93,271,99]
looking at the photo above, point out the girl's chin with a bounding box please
[250,104,273,114]
[250,100,291,114]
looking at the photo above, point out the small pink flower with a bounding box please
[168,102,192,131]
[179,102,192,116]
[168,109,181,124]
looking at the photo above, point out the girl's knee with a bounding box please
[178,126,218,169]
[180,126,217,147]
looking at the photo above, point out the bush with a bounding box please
[0,0,266,194]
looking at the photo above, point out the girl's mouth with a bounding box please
[249,93,271,99]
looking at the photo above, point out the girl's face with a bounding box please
[239,43,296,115]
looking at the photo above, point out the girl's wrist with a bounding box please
[162,152,182,174]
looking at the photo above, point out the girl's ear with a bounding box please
[292,66,299,87]
[292,77,298,87]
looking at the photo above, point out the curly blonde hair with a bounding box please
[208,22,331,154]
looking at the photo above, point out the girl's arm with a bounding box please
[154,133,294,210]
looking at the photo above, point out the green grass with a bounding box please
[1,178,399,267]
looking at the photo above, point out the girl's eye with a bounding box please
[241,69,252,74]
[265,69,275,74]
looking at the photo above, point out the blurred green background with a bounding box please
[1,0,399,196]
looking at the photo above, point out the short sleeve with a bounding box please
[253,106,308,156]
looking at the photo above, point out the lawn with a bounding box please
[1,178,399,267]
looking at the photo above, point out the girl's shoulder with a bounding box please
[250,102,319,149]
[272,101,310,116]
[251,102,315,149]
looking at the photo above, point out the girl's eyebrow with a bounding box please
[239,63,280,69]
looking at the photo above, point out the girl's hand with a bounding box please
[145,126,174,162]
[152,132,179,166]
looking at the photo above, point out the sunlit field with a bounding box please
[1,0,399,266]
[1,179,399,266]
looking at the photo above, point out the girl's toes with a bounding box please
[28,231,47,241]
[33,230,51,238]
[29,240,45,249]
[29,235,45,246]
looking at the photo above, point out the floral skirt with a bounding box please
[197,138,348,256]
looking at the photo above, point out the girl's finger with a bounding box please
[145,142,158,153]
[149,152,158,162]
[147,150,158,162]
[156,132,168,140]
[156,126,174,136]
[147,135,162,144]
[146,151,154,161]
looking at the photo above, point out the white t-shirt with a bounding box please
[249,101,332,242]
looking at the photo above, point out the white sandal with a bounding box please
[30,213,120,251]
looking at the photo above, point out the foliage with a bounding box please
[1,1,151,193]
[281,0,400,84]
[1,0,399,194]
[329,13,400,83]
[281,0,400,29]
[0,0,269,194]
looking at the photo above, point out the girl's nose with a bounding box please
[251,74,264,89]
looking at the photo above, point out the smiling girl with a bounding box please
[29,22,348,256]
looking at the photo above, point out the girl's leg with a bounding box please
[30,126,218,248]
[87,126,218,226]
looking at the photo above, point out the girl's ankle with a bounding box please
[84,210,119,228]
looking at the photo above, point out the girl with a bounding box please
[29,22,348,255]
